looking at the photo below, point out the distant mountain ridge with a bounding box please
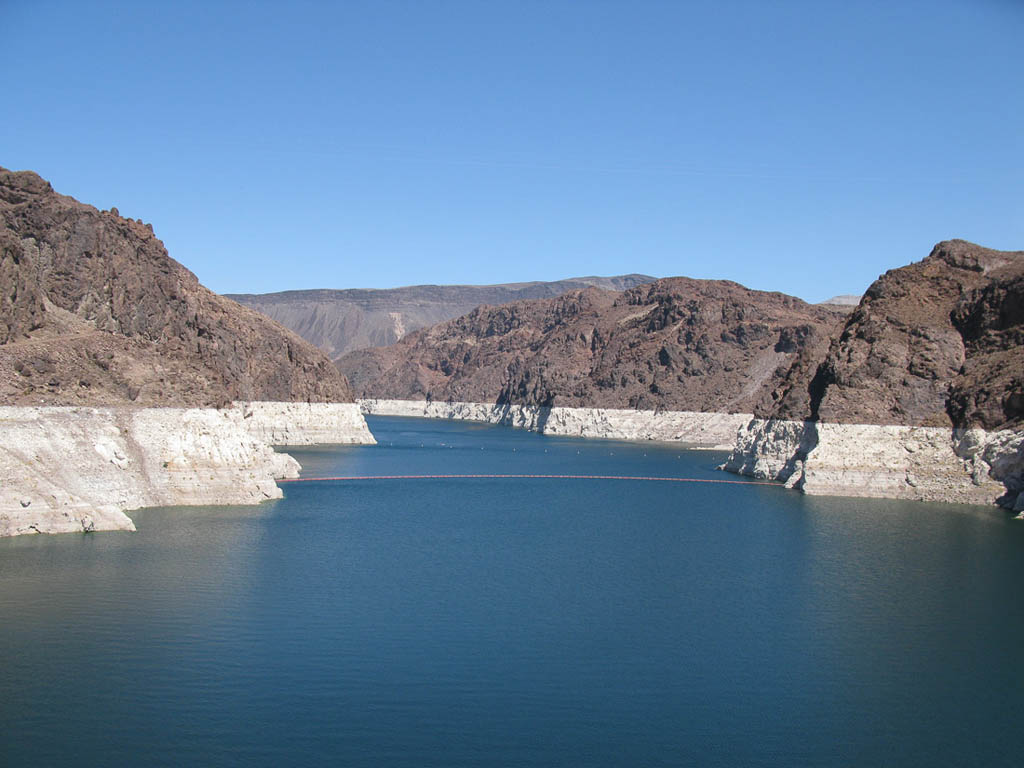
[227,274,656,359]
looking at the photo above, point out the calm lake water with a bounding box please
[2,415,1023,767]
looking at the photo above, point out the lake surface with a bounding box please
[2,415,1023,767]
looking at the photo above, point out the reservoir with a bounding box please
[2,415,1023,766]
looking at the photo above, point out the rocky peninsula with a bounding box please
[0,168,373,536]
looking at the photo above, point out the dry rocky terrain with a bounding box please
[227,275,656,359]
[1,167,373,537]
[0,167,353,406]
[338,278,848,413]
[341,239,1023,435]
[758,240,1023,430]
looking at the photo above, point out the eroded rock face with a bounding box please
[339,278,845,414]
[723,418,1024,510]
[0,167,353,407]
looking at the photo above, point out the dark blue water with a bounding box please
[2,415,1023,767]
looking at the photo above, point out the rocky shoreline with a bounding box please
[721,419,1023,513]
[360,398,1024,514]
[0,402,374,537]
[359,398,751,449]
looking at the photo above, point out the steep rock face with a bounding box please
[228,274,656,359]
[339,278,844,414]
[948,269,1024,429]
[0,167,353,406]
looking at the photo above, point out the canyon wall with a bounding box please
[231,401,376,446]
[0,166,354,407]
[353,241,1023,511]
[340,277,845,413]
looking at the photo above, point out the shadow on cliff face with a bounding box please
[534,405,553,432]
[491,400,553,432]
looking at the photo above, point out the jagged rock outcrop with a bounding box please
[228,275,656,359]
[0,167,353,406]
[339,278,846,413]
[724,240,1024,511]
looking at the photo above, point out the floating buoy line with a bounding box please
[278,473,777,487]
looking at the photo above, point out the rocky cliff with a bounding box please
[0,168,375,537]
[0,167,353,407]
[724,240,1024,511]
[227,275,656,359]
[340,239,1023,511]
[760,240,1024,430]
[338,278,846,413]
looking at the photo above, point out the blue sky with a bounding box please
[3,0,1021,302]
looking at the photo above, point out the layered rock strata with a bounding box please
[360,398,749,448]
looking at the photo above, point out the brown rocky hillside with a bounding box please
[759,239,1023,430]
[0,167,353,406]
[338,277,846,413]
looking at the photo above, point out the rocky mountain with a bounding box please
[759,240,1023,430]
[338,277,847,413]
[227,274,656,359]
[0,167,353,406]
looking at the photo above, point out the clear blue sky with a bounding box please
[3,0,1021,302]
